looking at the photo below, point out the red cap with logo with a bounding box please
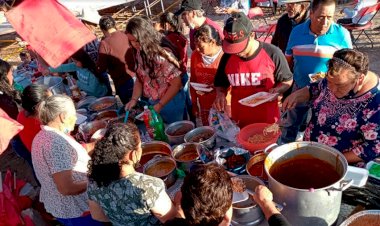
[222,12,254,54]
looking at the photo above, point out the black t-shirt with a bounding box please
[268,213,292,226]
[271,13,309,53]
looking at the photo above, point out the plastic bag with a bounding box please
[208,108,240,142]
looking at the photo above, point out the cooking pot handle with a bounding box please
[325,179,353,195]
[263,143,278,155]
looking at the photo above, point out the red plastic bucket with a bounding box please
[237,123,280,153]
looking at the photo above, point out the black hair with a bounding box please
[19,52,28,57]
[125,16,180,78]
[0,59,21,101]
[71,48,101,78]
[88,123,140,187]
[21,84,50,116]
[311,0,336,12]
[160,12,183,33]
[99,15,116,31]
[328,48,369,79]
[194,24,222,46]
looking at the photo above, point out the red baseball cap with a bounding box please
[222,12,253,54]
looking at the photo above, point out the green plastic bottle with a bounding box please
[148,106,168,142]
[13,82,24,93]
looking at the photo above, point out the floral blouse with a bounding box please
[135,50,182,101]
[304,78,380,163]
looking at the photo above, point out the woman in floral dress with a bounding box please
[124,17,185,124]
[283,49,380,164]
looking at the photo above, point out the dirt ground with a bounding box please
[205,2,380,75]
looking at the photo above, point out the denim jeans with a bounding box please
[116,78,135,104]
[149,89,186,124]
[56,214,104,226]
[181,72,196,123]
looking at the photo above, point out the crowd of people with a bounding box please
[0,0,380,225]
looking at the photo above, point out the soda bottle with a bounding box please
[143,106,154,139]
[67,75,81,101]
[148,106,168,142]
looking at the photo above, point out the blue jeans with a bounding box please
[116,78,134,104]
[279,103,309,144]
[149,89,186,124]
[181,73,195,123]
[56,214,104,226]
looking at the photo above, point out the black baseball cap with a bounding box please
[175,0,202,16]
[222,12,254,54]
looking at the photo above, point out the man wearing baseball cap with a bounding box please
[213,12,293,127]
[272,0,311,53]
[177,0,224,50]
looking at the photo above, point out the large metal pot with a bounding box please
[184,126,216,149]
[264,142,363,226]
[143,155,177,188]
[165,120,195,145]
[140,141,172,166]
[231,175,265,226]
[78,120,107,142]
[92,110,118,122]
[88,96,117,112]
[76,96,97,110]
[172,142,201,173]
[35,76,66,95]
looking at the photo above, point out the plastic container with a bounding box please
[366,161,380,180]
[149,106,168,142]
[345,166,368,187]
[143,106,154,139]
[237,123,280,153]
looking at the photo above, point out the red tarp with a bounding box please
[0,108,23,154]
[5,0,96,67]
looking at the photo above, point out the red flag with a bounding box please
[5,0,96,67]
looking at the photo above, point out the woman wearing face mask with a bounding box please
[31,95,102,226]
[283,49,380,164]
[47,49,108,98]
[190,25,225,125]
[124,17,185,124]
[87,123,177,225]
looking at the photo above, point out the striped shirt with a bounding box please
[285,20,352,88]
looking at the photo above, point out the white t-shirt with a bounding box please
[31,126,90,218]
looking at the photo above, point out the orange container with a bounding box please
[237,123,280,153]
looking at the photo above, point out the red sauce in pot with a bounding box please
[269,155,341,189]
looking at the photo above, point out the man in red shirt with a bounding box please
[213,12,293,127]
[177,0,224,50]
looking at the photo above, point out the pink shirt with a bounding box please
[135,51,182,101]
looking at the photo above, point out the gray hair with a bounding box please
[38,94,75,125]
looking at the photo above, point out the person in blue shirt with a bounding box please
[48,49,108,98]
[279,0,352,144]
